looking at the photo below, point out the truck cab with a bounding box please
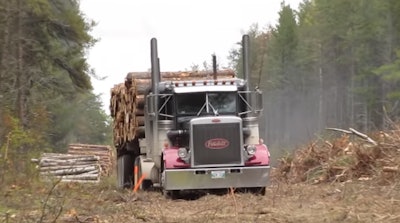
[115,35,270,198]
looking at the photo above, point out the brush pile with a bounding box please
[109,69,236,147]
[34,153,101,183]
[274,127,400,185]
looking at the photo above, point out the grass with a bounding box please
[1,173,400,222]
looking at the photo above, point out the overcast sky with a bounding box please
[79,0,302,112]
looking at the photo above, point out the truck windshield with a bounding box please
[208,92,236,113]
[176,93,206,115]
[176,92,236,115]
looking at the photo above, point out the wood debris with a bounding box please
[274,126,400,185]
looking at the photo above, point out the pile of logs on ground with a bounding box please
[34,153,101,183]
[110,69,236,147]
[68,144,113,176]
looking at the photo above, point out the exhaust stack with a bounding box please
[212,54,217,80]
[150,38,160,166]
[151,38,160,95]
[242,35,250,91]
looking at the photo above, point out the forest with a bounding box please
[229,0,400,148]
[1,0,400,173]
[0,0,111,177]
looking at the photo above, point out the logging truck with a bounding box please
[110,35,270,197]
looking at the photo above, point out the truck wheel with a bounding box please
[163,189,179,199]
[117,153,134,189]
[134,156,152,190]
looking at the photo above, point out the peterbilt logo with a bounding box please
[205,138,230,149]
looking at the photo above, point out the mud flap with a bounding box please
[117,154,134,188]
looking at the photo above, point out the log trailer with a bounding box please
[110,35,270,197]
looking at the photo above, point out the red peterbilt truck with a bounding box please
[112,35,270,198]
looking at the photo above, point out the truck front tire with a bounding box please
[134,156,152,190]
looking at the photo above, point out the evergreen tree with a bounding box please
[228,0,400,147]
[0,0,110,160]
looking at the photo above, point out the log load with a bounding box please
[68,144,113,176]
[34,153,101,183]
[110,69,237,148]
[126,69,236,95]
[110,76,138,146]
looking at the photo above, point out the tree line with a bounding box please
[0,0,111,174]
[229,0,400,147]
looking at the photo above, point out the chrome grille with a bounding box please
[191,118,243,167]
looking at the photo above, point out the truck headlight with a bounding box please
[178,148,188,159]
[246,145,256,156]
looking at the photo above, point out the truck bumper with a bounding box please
[163,165,270,190]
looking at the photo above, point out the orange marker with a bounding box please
[133,174,146,193]
[133,166,138,190]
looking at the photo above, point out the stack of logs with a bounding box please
[110,75,140,146]
[35,153,101,183]
[68,144,113,176]
[110,69,236,147]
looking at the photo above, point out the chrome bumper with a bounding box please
[164,166,270,190]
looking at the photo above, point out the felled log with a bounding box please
[57,179,100,183]
[69,143,112,150]
[110,79,141,146]
[325,128,352,134]
[35,153,101,183]
[128,70,236,94]
[41,173,100,181]
[40,153,99,159]
[326,127,378,145]
[126,69,236,80]
[110,83,136,118]
[40,165,98,176]
[39,162,97,171]
[39,156,99,167]
[68,144,113,176]
[136,95,145,109]
[349,128,378,146]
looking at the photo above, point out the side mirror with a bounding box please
[146,94,156,117]
[253,90,263,114]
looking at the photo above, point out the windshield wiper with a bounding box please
[208,102,219,116]
[196,102,207,116]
